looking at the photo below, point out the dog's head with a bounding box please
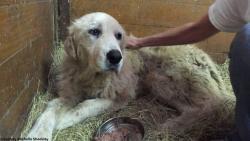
[65,12,126,73]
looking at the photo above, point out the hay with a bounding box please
[21,46,236,141]
[217,59,233,94]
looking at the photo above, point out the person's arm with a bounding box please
[126,13,219,49]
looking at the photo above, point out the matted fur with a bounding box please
[139,46,228,130]
[27,12,230,140]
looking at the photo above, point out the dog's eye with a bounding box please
[115,32,122,40]
[88,28,101,37]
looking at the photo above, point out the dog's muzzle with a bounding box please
[106,49,122,71]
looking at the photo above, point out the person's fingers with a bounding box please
[125,36,140,49]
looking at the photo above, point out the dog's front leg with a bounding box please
[56,98,113,130]
[27,98,67,140]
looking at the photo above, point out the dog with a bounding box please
[27,12,229,140]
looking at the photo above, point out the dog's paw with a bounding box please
[27,115,54,141]
[27,126,52,141]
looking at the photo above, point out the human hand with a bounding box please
[125,35,142,50]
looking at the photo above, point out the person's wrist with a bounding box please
[135,38,144,48]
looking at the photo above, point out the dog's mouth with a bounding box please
[101,60,122,74]
[95,66,120,76]
[106,64,120,73]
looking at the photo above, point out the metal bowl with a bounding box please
[94,117,144,141]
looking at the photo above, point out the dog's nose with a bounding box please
[107,49,122,65]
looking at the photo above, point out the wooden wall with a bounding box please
[70,0,235,63]
[0,0,54,137]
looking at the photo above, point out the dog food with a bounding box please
[94,127,142,141]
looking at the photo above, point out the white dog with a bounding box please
[27,12,229,140]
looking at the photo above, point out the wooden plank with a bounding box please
[70,0,141,25]
[0,0,47,6]
[70,0,210,27]
[0,34,52,138]
[0,36,48,137]
[0,1,52,63]
[0,78,37,138]
[0,0,16,6]
[0,0,53,136]
[138,1,209,27]
[58,0,70,41]
[142,0,214,6]
[206,33,235,53]
[0,37,47,117]
[208,53,228,64]
[0,76,37,137]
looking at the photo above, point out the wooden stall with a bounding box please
[0,0,236,138]
[0,0,54,137]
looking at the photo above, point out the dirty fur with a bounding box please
[138,46,229,131]
[49,44,230,132]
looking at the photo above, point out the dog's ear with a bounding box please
[64,36,78,59]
